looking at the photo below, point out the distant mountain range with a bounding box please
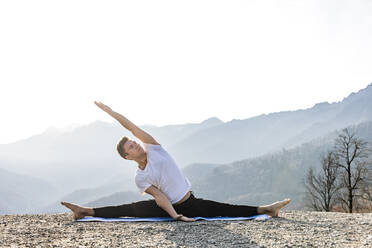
[1,83,372,214]
[0,167,60,214]
[185,121,372,209]
[167,84,372,166]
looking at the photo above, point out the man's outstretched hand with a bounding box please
[94,101,113,114]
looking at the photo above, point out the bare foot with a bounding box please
[61,202,90,220]
[259,198,291,217]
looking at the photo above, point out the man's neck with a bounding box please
[136,153,148,170]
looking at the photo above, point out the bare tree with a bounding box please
[359,167,372,211]
[304,151,340,211]
[333,128,371,213]
[361,178,372,202]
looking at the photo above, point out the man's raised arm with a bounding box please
[94,101,159,145]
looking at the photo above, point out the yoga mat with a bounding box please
[76,214,270,222]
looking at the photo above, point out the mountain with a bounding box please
[167,83,372,166]
[0,167,59,214]
[142,117,224,147]
[184,121,372,209]
[0,121,137,197]
[182,162,221,185]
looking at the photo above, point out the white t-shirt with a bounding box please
[135,143,191,204]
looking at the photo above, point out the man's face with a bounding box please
[123,139,144,160]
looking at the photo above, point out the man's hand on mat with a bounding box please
[94,101,113,114]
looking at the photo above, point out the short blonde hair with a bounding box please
[116,136,129,159]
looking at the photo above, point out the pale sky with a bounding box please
[1,0,372,144]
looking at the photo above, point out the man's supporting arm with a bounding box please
[94,101,159,145]
[145,186,195,222]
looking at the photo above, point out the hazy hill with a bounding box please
[168,83,372,166]
[143,117,224,147]
[0,121,134,192]
[0,167,59,214]
[184,121,372,209]
[182,162,221,185]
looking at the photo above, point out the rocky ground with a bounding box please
[0,210,371,247]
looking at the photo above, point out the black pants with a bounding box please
[93,192,258,218]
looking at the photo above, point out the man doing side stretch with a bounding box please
[61,101,291,222]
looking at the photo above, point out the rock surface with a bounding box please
[0,211,371,247]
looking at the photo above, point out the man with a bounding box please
[62,101,291,222]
